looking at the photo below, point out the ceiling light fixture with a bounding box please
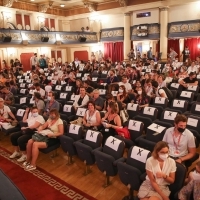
[60,4,65,7]
[30,0,35,1]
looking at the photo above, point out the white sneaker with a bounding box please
[17,154,27,162]
[9,151,21,159]
[24,165,36,171]
[22,161,30,168]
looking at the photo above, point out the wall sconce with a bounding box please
[38,16,45,23]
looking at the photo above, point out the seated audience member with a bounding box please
[179,72,198,89]
[145,79,153,97]
[0,86,14,106]
[103,94,122,113]
[178,65,188,79]
[137,141,176,200]
[117,85,132,108]
[92,89,104,111]
[74,79,83,95]
[118,75,132,92]
[73,87,89,109]
[23,109,64,171]
[82,101,101,129]
[106,69,119,84]
[33,83,45,98]
[141,73,150,86]
[86,75,98,89]
[9,80,17,95]
[157,74,166,88]
[40,74,49,86]
[185,160,200,184]
[152,80,167,98]
[163,115,196,164]
[64,69,76,86]
[101,102,122,145]
[187,61,198,74]
[9,107,45,162]
[83,80,94,97]
[166,66,175,78]
[0,97,17,126]
[33,92,45,115]
[131,87,149,110]
[43,91,60,117]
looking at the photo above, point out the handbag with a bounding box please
[116,126,130,139]
[32,132,49,143]
[120,109,129,123]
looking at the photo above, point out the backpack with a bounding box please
[158,87,173,102]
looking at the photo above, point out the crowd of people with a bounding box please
[0,48,200,199]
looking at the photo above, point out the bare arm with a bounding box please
[178,147,196,163]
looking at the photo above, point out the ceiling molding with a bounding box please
[3,0,17,7]
[115,0,127,7]
[84,2,97,12]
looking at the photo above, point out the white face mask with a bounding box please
[32,112,38,117]
[159,153,168,161]
[119,89,123,93]
[138,91,142,95]
[47,96,51,101]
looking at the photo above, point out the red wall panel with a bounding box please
[50,19,55,29]
[45,18,49,28]
[74,51,88,61]
[16,14,22,25]
[20,53,34,71]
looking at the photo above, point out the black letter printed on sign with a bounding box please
[154,124,160,129]
[137,148,143,156]
[111,138,116,144]
[168,112,172,116]
[90,131,94,137]
[73,125,76,130]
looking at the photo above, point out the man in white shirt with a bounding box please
[187,61,199,75]
[33,83,45,98]
[152,80,167,98]
[163,115,196,164]
[30,53,38,71]
[118,75,132,92]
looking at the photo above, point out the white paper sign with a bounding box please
[17,109,25,117]
[188,85,197,91]
[187,117,198,127]
[19,79,23,83]
[76,108,86,116]
[17,76,21,79]
[143,107,155,116]
[45,73,49,76]
[20,89,26,94]
[99,89,106,95]
[195,104,200,112]
[128,120,142,131]
[28,84,33,88]
[71,95,77,101]
[51,80,57,84]
[29,89,34,95]
[47,76,52,80]
[63,105,72,112]
[197,75,200,79]
[155,97,166,104]
[26,79,31,83]
[55,85,62,90]
[92,77,98,81]
[146,69,151,73]
[20,97,26,104]
[173,100,185,108]
[60,93,67,99]
[86,130,99,143]
[25,76,29,80]
[180,91,192,98]
[165,77,173,83]
[164,111,177,120]
[148,123,166,133]
[171,83,180,89]
[102,71,108,74]
[79,66,84,71]
[82,77,87,81]
[61,81,66,85]
[111,91,118,96]
[127,103,138,111]
[65,86,72,91]
[30,98,35,104]
[130,146,150,163]
[20,83,25,88]
[84,73,89,77]
[76,73,82,77]
[100,83,107,86]
[105,136,121,151]
[23,73,27,76]
[69,124,81,134]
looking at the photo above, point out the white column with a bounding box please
[179,38,184,62]
[159,7,169,61]
[124,12,131,60]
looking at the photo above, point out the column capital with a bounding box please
[159,6,169,11]
[124,12,132,16]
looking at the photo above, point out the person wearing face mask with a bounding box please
[138,141,176,200]
[117,85,132,108]
[9,106,45,163]
[33,92,45,115]
[33,83,45,99]
[43,91,60,117]
[163,115,196,164]
[24,109,64,171]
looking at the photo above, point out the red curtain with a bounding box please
[184,38,200,60]
[45,18,49,28]
[104,43,114,61]
[16,14,22,26]
[168,39,180,59]
[50,19,55,30]
[113,42,124,62]
[74,51,88,61]
[24,15,30,26]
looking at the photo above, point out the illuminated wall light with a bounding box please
[60,4,65,7]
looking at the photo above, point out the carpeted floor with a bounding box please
[0,147,97,200]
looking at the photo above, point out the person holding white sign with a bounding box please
[138,141,176,200]
[163,115,196,164]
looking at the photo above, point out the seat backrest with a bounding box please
[141,106,158,121]
[125,119,144,141]
[76,108,87,117]
[146,122,167,142]
[62,120,68,133]
[8,106,16,115]
[190,102,200,116]
[186,85,199,94]
[19,97,28,105]
[170,89,178,99]
[179,91,194,102]
[169,163,186,199]
[153,97,168,108]
[65,86,73,93]
[127,103,139,118]
[62,104,76,115]
[59,92,69,100]
[67,124,83,141]
[103,136,125,160]
[160,110,178,125]
[15,108,26,121]
[186,115,200,133]
[170,99,188,113]
[83,130,103,149]
[126,146,151,174]
[54,85,63,92]
[170,82,183,94]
